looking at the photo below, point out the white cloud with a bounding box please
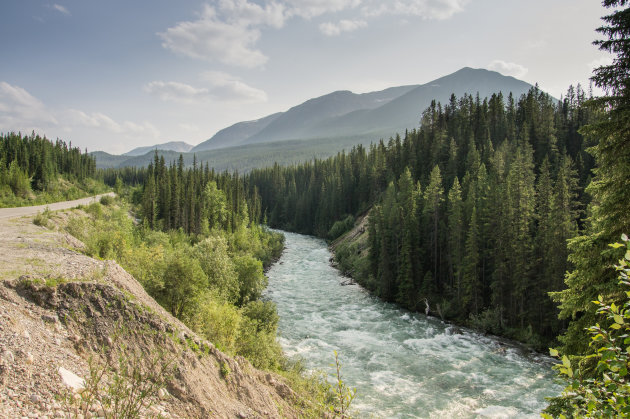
[319,19,367,36]
[51,4,70,15]
[362,0,469,19]
[65,109,160,139]
[146,74,267,104]
[158,2,285,68]
[0,82,57,129]
[488,60,529,79]
[218,0,285,28]
[145,81,211,104]
[286,0,362,19]
[66,110,121,132]
[202,71,268,103]
[0,81,161,147]
[158,0,469,67]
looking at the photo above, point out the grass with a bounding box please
[0,176,110,208]
[33,207,52,228]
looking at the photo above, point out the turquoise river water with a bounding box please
[264,231,563,418]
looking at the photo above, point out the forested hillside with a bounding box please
[116,152,297,371]
[0,132,102,207]
[245,86,598,347]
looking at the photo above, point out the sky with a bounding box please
[0,0,613,154]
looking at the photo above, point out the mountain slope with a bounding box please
[124,141,194,156]
[309,67,535,139]
[203,68,534,149]
[192,112,282,152]
[245,85,416,145]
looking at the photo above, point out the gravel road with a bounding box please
[0,192,115,219]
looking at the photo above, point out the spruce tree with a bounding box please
[552,0,630,354]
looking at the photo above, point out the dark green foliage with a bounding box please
[242,300,279,334]
[545,236,630,418]
[551,0,630,356]
[0,131,99,206]
[246,86,597,348]
[137,151,262,236]
[328,215,355,241]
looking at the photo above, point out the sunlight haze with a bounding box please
[0,0,610,154]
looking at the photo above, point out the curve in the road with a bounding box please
[0,192,116,220]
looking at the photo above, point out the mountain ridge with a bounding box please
[192,67,534,152]
[124,141,194,156]
[94,67,544,170]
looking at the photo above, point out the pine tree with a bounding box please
[396,168,419,308]
[462,206,481,315]
[552,0,630,354]
[447,177,464,302]
[423,165,445,290]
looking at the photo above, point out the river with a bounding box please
[264,231,562,418]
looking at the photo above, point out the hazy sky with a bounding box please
[0,0,612,154]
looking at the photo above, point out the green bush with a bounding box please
[545,235,630,418]
[242,300,279,333]
[33,207,52,227]
[328,215,355,241]
[191,294,242,353]
[236,318,283,370]
[193,235,239,302]
[234,254,266,306]
[467,307,503,335]
[159,247,206,319]
[100,195,114,206]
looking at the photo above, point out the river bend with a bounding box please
[265,231,561,418]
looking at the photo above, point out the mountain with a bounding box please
[244,85,417,145]
[318,67,536,138]
[94,67,543,171]
[191,113,282,152]
[123,141,194,156]
[192,86,415,152]
[90,151,132,168]
[193,67,535,152]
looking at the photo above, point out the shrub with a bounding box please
[33,207,52,227]
[328,215,355,241]
[100,195,114,206]
[234,254,266,306]
[242,300,279,333]
[193,235,239,302]
[60,327,174,419]
[544,235,630,417]
[191,294,242,353]
[236,318,283,370]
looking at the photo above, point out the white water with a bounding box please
[265,231,562,418]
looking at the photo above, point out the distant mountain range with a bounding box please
[94,67,539,170]
[123,141,194,156]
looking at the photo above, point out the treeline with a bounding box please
[0,131,99,206]
[136,153,264,236]
[246,85,598,346]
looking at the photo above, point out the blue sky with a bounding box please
[0,0,611,154]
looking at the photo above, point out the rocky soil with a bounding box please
[0,210,304,418]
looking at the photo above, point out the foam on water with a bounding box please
[265,231,562,418]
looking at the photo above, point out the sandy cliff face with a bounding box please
[0,212,301,418]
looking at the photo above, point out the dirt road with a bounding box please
[0,192,115,219]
